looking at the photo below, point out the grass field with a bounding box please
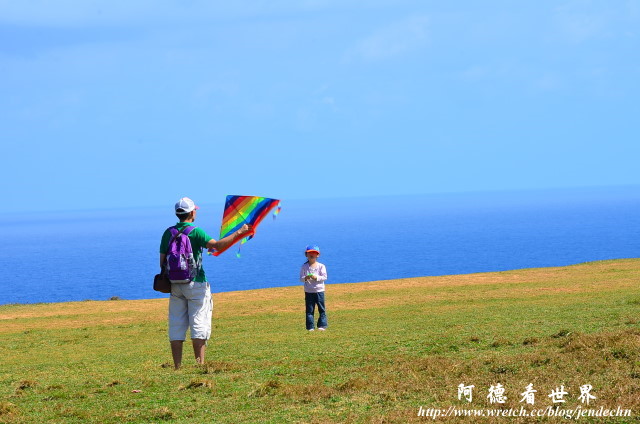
[1,259,640,423]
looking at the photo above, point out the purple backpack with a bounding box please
[165,226,201,284]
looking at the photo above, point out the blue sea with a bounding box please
[1,186,639,305]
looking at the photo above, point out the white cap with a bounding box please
[175,197,199,214]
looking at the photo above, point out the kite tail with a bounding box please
[236,236,250,258]
[272,205,282,220]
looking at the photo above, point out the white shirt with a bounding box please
[299,262,327,293]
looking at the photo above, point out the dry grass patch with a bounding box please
[150,406,176,420]
[15,380,37,393]
[248,379,280,397]
[181,379,214,390]
[0,402,18,417]
[197,360,241,374]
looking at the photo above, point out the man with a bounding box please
[159,197,252,369]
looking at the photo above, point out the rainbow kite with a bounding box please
[208,195,280,257]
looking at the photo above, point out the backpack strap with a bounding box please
[181,226,202,270]
[182,225,197,236]
[166,225,198,247]
[165,226,197,253]
[168,226,188,245]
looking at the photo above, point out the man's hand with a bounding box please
[238,224,253,236]
[207,224,254,252]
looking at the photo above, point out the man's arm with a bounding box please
[206,224,253,252]
[159,228,170,270]
[159,253,166,270]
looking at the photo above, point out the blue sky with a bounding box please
[1,1,639,212]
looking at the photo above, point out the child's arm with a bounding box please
[315,264,328,282]
[300,265,309,283]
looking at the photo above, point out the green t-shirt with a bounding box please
[159,222,214,283]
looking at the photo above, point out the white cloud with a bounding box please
[348,15,429,61]
[553,6,607,43]
[0,0,161,26]
[552,0,640,43]
[0,0,374,27]
[536,72,563,91]
[322,96,334,105]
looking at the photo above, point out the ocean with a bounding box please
[1,186,639,305]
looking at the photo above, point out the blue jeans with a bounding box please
[305,292,327,330]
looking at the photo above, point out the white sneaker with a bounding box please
[318,327,326,331]
[308,329,314,331]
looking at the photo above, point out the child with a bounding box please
[299,245,328,331]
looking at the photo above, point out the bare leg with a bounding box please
[170,340,184,370]
[192,338,206,364]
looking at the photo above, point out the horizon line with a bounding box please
[9,182,640,216]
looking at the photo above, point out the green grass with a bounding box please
[1,259,640,423]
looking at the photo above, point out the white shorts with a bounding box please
[168,281,213,341]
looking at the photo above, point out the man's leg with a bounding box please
[305,292,316,330]
[188,283,213,364]
[317,291,327,328]
[168,286,189,370]
[170,340,184,370]
[192,339,206,364]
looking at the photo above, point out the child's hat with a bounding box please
[305,245,320,254]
